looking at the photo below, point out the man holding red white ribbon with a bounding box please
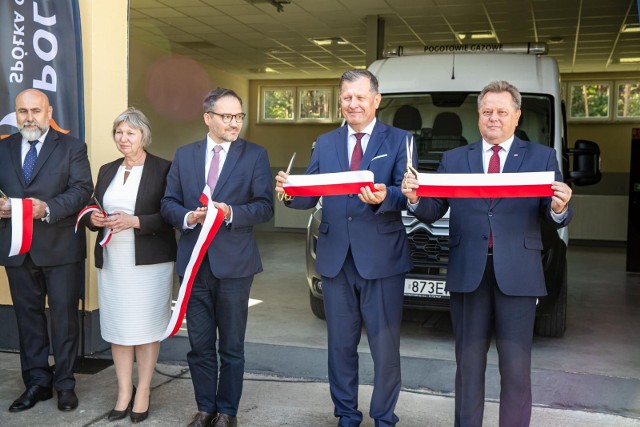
[0,89,93,413]
[161,88,273,427]
[402,81,573,427]
[276,70,414,427]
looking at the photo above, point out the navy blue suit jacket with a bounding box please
[161,137,273,278]
[287,121,412,280]
[0,129,93,267]
[412,138,574,297]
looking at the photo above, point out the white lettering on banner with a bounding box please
[14,13,24,32]
[33,65,56,91]
[33,29,58,61]
[14,0,25,5]
[11,61,23,72]
[11,46,25,60]
[10,11,25,83]
[33,2,56,26]
[31,1,58,92]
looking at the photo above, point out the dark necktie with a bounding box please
[488,145,501,248]
[23,140,39,183]
[349,132,365,171]
[207,145,223,191]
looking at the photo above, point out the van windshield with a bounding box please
[378,92,554,171]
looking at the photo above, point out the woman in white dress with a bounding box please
[85,108,176,423]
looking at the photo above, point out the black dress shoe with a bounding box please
[57,389,79,411]
[130,393,150,423]
[212,413,238,427]
[9,385,53,412]
[108,387,136,421]
[187,411,216,427]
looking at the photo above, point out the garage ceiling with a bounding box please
[130,0,640,79]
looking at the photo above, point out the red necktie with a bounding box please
[349,133,365,171]
[488,145,501,174]
[488,145,501,248]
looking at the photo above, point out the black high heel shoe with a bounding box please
[107,386,135,421]
[130,393,150,423]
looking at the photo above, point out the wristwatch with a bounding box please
[42,205,51,222]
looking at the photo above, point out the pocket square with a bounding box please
[371,154,388,161]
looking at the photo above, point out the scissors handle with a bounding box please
[278,191,293,202]
[404,164,419,190]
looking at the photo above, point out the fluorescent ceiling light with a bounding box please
[249,67,278,73]
[311,37,349,46]
[619,57,640,63]
[456,31,496,40]
[621,23,640,33]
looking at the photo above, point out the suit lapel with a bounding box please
[493,138,527,208]
[503,138,526,173]
[134,152,154,214]
[96,160,121,206]
[213,138,243,198]
[194,138,207,190]
[361,121,386,169]
[467,141,484,174]
[467,141,490,206]
[9,134,25,186]
[334,126,349,171]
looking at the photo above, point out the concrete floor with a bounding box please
[241,232,640,418]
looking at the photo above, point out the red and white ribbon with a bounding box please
[161,185,225,340]
[283,170,376,197]
[9,198,33,257]
[76,205,112,247]
[416,171,555,198]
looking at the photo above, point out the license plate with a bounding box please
[404,277,449,298]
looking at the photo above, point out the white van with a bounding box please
[306,43,601,337]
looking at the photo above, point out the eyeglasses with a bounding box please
[206,111,246,123]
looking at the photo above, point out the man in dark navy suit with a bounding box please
[403,81,573,427]
[276,70,412,427]
[162,88,273,427]
[0,89,93,412]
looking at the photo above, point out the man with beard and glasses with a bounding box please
[0,89,93,413]
[161,87,273,427]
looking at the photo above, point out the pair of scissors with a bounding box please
[278,152,296,201]
[404,136,419,189]
[0,189,10,216]
[92,195,109,216]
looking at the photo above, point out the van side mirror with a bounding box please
[567,140,602,186]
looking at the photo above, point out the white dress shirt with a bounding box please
[346,118,377,165]
[182,135,234,229]
[21,128,50,163]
